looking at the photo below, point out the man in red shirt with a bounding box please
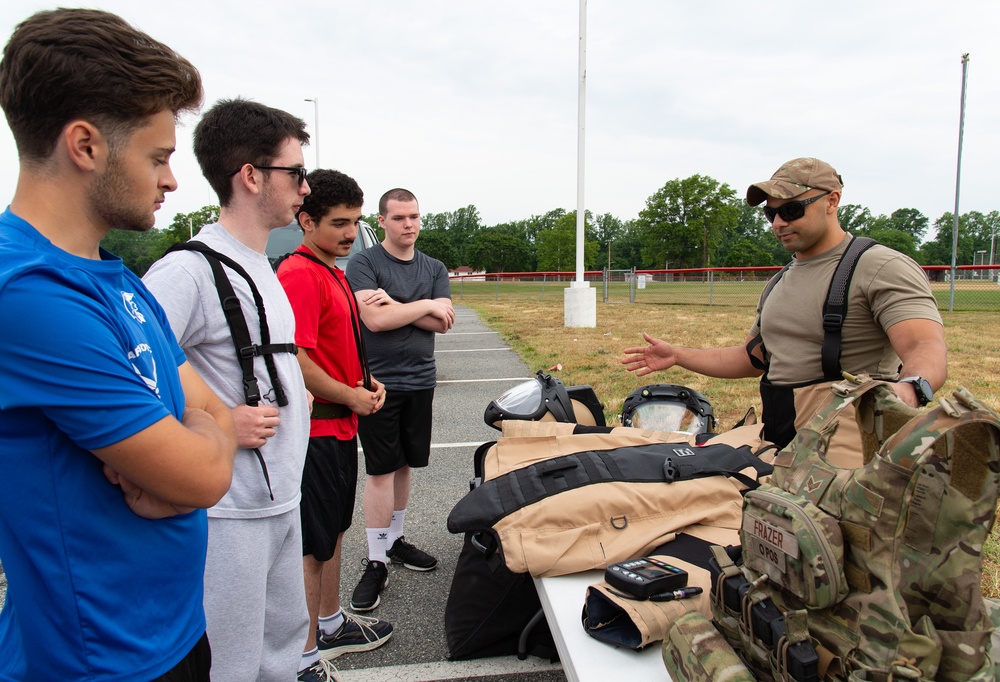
[277,170,392,681]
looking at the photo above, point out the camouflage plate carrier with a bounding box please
[676,375,1000,681]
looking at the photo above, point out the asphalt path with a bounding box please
[333,305,567,681]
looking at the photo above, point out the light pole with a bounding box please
[304,98,319,169]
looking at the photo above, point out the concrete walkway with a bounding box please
[333,305,567,681]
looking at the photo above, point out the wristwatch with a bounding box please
[899,376,933,407]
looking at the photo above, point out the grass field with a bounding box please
[460,298,1000,597]
[451,277,1000,311]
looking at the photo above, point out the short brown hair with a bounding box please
[0,8,202,162]
[378,188,418,216]
[194,98,309,208]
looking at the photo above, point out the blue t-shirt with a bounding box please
[0,209,207,681]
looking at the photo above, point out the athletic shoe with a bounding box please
[297,658,339,682]
[350,559,388,612]
[318,611,394,659]
[387,536,438,571]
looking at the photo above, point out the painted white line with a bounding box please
[437,377,528,384]
[430,441,488,449]
[336,657,562,682]
[446,331,500,335]
[436,348,510,353]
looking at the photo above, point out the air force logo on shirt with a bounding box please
[122,291,146,324]
[122,289,158,396]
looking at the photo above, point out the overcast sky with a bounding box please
[2,2,998,236]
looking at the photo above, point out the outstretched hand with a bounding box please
[621,332,678,377]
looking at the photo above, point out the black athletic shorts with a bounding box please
[357,388,434,476]
[152,632,211,682]
[300,436,358,562]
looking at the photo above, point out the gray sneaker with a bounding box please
[318,611,394,660]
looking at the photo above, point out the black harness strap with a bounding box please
[819,236,878,379]
[748,236,878,378]
[286,250,372,391]
[165,241,300,501]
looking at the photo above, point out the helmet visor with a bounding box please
[628,402,708,434]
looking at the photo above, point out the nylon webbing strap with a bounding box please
[748,263,792,372]
[820,236,877,379]
[287,250,372,391]
[164,241,302,501]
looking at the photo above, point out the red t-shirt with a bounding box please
[278,246,362,439]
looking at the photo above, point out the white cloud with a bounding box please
[1,1,997,237]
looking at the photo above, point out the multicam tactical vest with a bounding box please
[709,376,1000,681]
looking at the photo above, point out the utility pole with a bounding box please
[949,53,969,311]
[304,97,320,169]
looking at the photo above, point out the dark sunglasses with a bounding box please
[227,164,308,186]
[763,191,830,223]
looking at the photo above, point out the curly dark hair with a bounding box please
[194,98,309,207]
[0,8,202,163]
[297,169,364,225]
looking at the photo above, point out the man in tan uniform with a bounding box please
[622,157,946,449]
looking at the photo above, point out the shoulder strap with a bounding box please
[166,241,297,407]
[163,240,294,501]
[820,236,877,379]
[749,237,878,378]
[287,250,372,391]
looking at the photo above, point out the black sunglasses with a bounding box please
[763,191,830,223]
[227,164,307,186]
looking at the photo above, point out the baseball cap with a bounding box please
[746,157,844,206]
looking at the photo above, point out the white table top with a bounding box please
[534,571,673,682]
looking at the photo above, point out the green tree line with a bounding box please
[104,175,999,276]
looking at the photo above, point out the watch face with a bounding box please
[910,378,933,405]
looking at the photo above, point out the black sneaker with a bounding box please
[350,559,388,612]
[297,658,338,682]
[387,536,438,571]
[318,611,393,660]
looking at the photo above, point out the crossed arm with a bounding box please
[354,288,455,334]
[94,361,237,516]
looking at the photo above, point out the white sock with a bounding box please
[299,647,319,672]
[387,509,407,547]
[318,609,345,637]
[366,527,389,564]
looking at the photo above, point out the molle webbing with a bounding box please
[448,442,772,533]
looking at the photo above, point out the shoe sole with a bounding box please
[319,631,393,660]
[350,574,388,612]
[388,556,438,572]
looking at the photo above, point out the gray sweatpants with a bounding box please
[203,509,309,682]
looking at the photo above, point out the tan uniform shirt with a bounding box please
[749,234,942,385]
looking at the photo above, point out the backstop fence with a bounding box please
[449,265,1000,312]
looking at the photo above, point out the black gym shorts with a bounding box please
[300,435,358,562]
[357,388,434,476]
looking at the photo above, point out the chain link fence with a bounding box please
[450,265,1000,311]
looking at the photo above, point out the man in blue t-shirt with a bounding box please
[0,9,237,681]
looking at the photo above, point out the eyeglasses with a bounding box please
[763,191,830,223]
[227,164,308,186]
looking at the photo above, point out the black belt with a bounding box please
[311,402,351,420]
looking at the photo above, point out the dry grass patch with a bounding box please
[466,301,1000,597]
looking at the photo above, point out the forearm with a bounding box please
[358,298,435,332]
[675,344,762,379]
[93,410,236,508]
[297,352,362,406]
[898,340,948,390]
